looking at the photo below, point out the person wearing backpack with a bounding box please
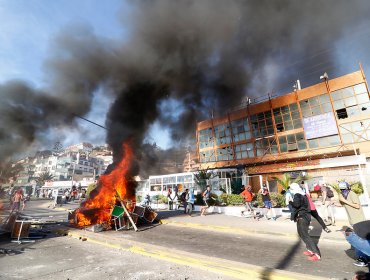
[289,183,321,261]
[321,183,336,226]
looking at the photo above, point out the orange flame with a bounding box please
[76,142,136,227]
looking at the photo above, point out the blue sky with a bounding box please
[0,0,171,150]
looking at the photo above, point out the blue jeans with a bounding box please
[346,232,370,259]
[263,201,272,209]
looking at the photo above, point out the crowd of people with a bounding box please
[8,186,87,211]
[166,187,196,215]
[237,180,368,267]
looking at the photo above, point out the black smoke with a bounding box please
[1,0,370,177]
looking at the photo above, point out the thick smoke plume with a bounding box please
[1,0,370,178]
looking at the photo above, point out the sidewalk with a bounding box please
[158,210,349,243]
[48,201,350,243]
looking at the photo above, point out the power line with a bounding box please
[74,115,107,130]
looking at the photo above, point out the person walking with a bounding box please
[186,189,195,216]
[285,187,294,213]
[200,186,212,216]
[167,188,174,210]
[289,183,321,261]
[321,183,336,226]
[240,185,257,219]
[64,189,71,203]
[143,193,151,206]
[258,184,276,221]
[11,189,23,212]
[303,187,331,233]
[179,189,189,214]
[342,220,370,267]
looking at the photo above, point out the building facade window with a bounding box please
[307,135,341,149]
[279,132,307,152]
[331,83,370,119]
[200,149,216,163]
[235,143,254,159]
[273,103,302,132]
[300,93,332,118]
[216,146,234,161]
[339,120,370,144]
[231,117,251,142]
[198,128,214,149]
[214,124,232,145]
[256,137,278,156]
[250,111,274,138]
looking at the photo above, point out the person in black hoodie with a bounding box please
[289,183,321,261]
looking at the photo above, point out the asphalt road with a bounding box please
[0,233,231,280]
[1,199,368,280]
[105,217,368,280]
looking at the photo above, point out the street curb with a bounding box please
[57,227,332,280]
[160,219,347,244]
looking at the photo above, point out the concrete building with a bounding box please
[13,143,112,188]
[196,67,370,202]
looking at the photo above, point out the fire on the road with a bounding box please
[75,142,136,227]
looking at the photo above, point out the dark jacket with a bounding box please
[289,193,311,222]
[353,220,370,240]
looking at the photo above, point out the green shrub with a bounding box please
[220,193,244,205]
[157,194,168,204]
[270,192,286,208]
[254,192,286,208]
[136,195,142,202]
[350,182,364,195]
[330,183,340,194]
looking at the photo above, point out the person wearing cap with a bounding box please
[338,181,366,267]
[289,183,321,261]
[338,181,365,226]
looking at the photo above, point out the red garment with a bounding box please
[306,193,316,211]
[240,189,253,202]
[313,184,320,192]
